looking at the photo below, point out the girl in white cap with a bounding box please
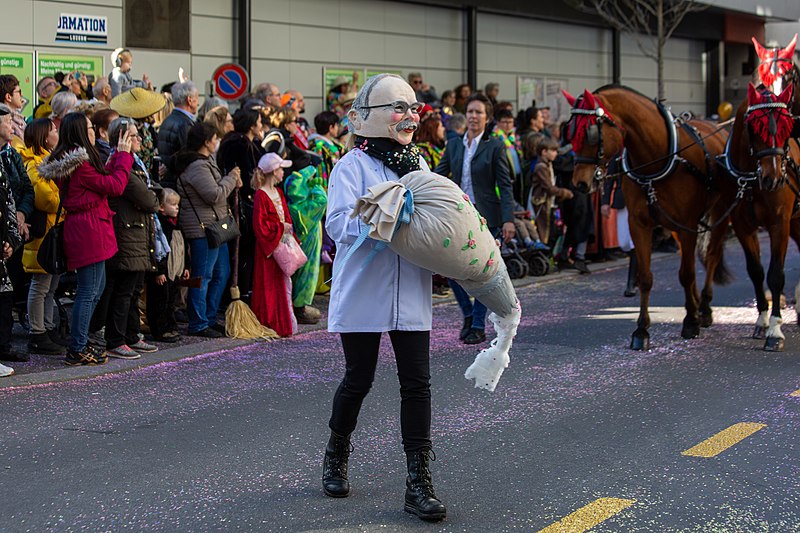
[250,153,297,336]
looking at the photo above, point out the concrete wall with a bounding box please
[0,0,709,119]
[249,0,465,118]
[619,34,707,115]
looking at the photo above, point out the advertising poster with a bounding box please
[37,53,104,84]
[0,51,35,118]
[545,78,570,123]
[517,76,543,110]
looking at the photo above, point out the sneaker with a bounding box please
[65,348,107,366]
[0,362,13,377]
[28,332,65,355]
[531,241,550,252]
[188,327,224,339]
[209,322,227,334]
[294,307,320,325]
[130,340,158,353]
[108,344,142,360]
[152,331,181,343]
[88,329,105,348]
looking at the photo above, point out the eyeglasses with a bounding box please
[411,79,422,85]
[360,101,424,115]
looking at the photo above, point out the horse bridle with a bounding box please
[743,90,794,187]
[569,104,625,183]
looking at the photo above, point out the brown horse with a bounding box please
[704,80,800,351]
[564,86,731,350]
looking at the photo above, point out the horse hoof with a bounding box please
[764,337,785,352]
[630,334,650,351]
[699,313,713,328]
[681,325,700,339]
[752,326,767,340]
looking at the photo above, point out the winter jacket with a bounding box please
[38,148,132,271]
[0,172,22,292]
[156,213,187,280]
[176,155,238,240]
[0,144,35,219]
[157,109,195,187]
[19,147,62,274]
[107,158,160,272]
[217,132,265,211]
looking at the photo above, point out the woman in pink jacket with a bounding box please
[38,112,134,365]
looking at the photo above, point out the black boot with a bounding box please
[404,450,446,521]
[322,431,351,498]
[624,252,638,297]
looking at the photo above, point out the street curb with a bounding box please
[0,252,672,390]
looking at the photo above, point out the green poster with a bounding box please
[365,69,402,78]
[37,53,104,84]
[324,68,361,94]
[0,51,35,118]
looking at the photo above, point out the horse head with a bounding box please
[753,33,797,94]
[563,89,625,193]
[745,82,794,191]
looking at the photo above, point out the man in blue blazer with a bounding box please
[435,93,515,344]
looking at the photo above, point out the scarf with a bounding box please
[353,136,422,178]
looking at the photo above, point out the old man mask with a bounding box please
[348,74,422,145]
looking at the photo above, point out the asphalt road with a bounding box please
[1,237,798,532]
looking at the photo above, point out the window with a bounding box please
[125,0,190,51]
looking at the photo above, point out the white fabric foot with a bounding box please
[464,303,521,392]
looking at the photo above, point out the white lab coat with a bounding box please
[326,148,432,333]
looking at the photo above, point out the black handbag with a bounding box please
[37,180,68,275]
[180,174,240,249]
[28,209,48,240]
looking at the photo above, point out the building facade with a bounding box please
[1,0,798,119]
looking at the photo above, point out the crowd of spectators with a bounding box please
[0,52,645,377]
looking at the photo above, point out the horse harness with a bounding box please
[719,82,800,218]
[568,95,736,234]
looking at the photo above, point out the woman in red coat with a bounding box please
[250,153,297,337]
[38,112,134,365]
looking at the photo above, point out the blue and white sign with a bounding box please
[56,13,108,45]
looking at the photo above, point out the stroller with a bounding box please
[500,210,551,279]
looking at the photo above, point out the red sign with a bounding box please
[212,63,249,101]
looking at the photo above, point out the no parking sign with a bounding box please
[212,63,249,101]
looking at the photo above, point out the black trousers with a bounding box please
[90,269,144,349]
[145,273,179,337]
[0,291,13,353]
[329,330,432,452]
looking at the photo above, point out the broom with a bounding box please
[225,191,280,340]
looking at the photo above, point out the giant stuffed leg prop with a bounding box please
[352,170,522,391]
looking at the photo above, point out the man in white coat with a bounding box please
[321,73,446,522]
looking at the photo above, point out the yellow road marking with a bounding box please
[790,389,800,397]
[681,422,766,458]
[537,497,636,533]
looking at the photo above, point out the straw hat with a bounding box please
[110,87,167,119]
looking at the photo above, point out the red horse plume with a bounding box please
[746,83,794,147]
[565,89,602,152]
[752,34,797,89]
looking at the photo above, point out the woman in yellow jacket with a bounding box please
[20,118,64,355]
